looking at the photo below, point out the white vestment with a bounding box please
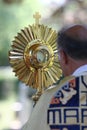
[22,65,87,130]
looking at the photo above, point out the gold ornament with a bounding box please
[9,12,62,102]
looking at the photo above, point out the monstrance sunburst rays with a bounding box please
[9,12,62,102]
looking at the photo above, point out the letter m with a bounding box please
[47,109,61,124]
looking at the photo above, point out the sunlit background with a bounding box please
[0,0,87,129]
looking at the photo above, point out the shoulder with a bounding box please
[45,75,75,93]
[22,74,87,130]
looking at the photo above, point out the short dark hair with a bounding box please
[57,24,87,60]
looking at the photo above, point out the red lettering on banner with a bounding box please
[50,98,60,104]
[69,79,76,88]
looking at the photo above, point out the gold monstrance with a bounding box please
[9,12,62,102]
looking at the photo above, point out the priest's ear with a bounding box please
[58,49,68,65]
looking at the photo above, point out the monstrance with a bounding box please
[9,12,62,102]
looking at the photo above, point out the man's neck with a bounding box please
[66,56,87,76]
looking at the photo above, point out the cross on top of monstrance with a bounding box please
[33,12,41,25]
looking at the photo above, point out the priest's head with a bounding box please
[57,24,87,76]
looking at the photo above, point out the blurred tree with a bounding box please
[2,0,23,4]
[0,0,42,66]
[42,0,87,30]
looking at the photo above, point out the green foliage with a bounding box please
[0,0,42,66]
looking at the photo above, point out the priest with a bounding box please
[22,24,87,130]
